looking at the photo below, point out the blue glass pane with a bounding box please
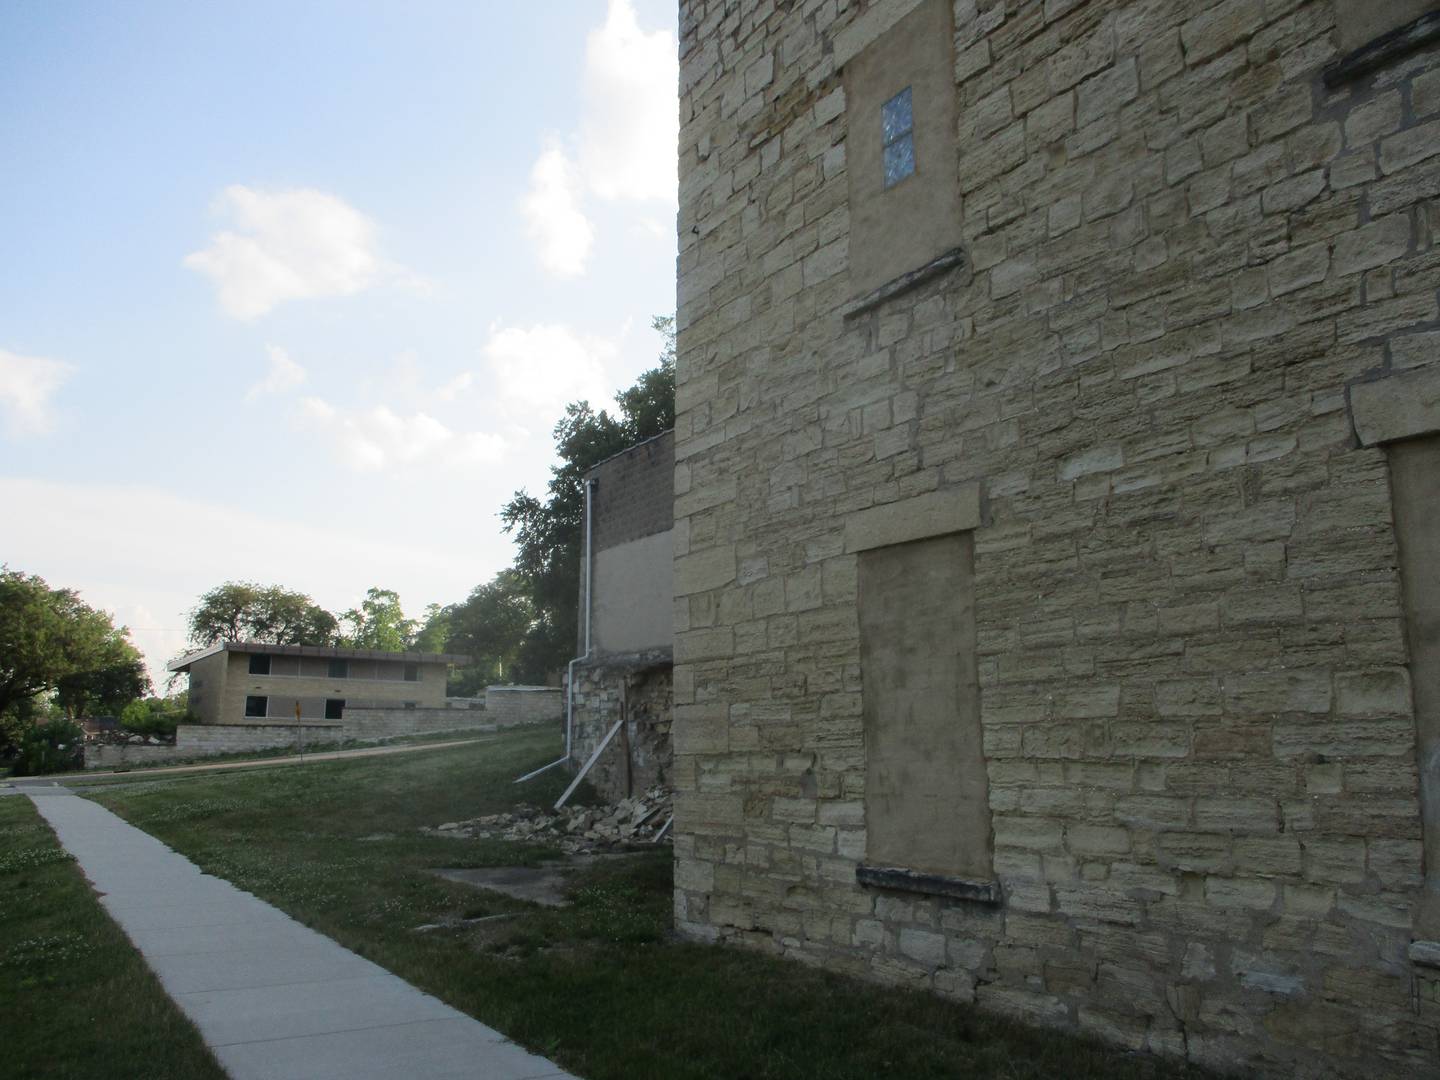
[883,133,915,187]
[882,87,913,144]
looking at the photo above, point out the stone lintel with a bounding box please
[832,0,925,67]
[856,864,1002,905]
[1349,367,1440,446]
[841,247,966,319]
[1409,940,1440,969]
[844,484,983,553]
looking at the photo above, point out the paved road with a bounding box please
[27,790,577,1080]
[4,735,496,789]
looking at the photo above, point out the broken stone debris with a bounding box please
[422,785,673,854]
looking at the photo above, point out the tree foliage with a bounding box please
[0,568,149,754]
[339,588,417,651]
[500,315,675,679]
[186,582,338,648]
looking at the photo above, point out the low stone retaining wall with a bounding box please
[86,720,343,769]
[339,706,493,741]
[485,686,562,726]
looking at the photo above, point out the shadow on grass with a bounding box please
[86,726,1218,1080]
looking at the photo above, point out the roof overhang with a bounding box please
[168,641,471,673]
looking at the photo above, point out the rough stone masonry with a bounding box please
[672,1,1440,1076]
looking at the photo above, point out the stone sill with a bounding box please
[841,247,966,320]
[856,864,1002,905]
[1323,11,1440,87]
[1410,940,1440,969]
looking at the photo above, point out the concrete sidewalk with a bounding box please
[27,790,577,1080]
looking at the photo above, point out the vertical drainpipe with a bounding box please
[515,476,595,783]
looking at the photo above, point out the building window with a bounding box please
[403,662,419,682]
[249,654,271,675]
[324,698,344,720]
[244,695,267,718]
[882,87,915,188]
[328,658,348,679]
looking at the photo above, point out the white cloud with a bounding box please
[521,139,596,278]
[184,186,395,319]
[0,349,74,436]
[299,398,507,472]
[481,323,615,415]
[520,1,676,277]
[245,345,307,401]
[579,0,679,204]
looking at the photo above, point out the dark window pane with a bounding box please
[249,654,271,675]
[882,86,913,144]
[328,659,348,679]
[324,699,344,720]
[883,133,916,187]
[404,662,419,682]
[244,695,267,718]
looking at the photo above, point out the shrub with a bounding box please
[13,718,84,776]
[118,699,181,739]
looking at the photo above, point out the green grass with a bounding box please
[85,727,1214,1080]
[0,796,227,1080]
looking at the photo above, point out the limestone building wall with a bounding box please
[673,0,1440,1076]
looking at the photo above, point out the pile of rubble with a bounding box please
[422,786,673,853]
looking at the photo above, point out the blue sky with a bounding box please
[0,1,679,687]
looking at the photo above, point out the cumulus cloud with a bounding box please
[520,0,677,277]
[0,349,74,436]
[579,0,679,204]
[184,186,397,319]
[245,345,307,401]
[481,323,615,416]
[299,398,507,472]
[521,139,596,278]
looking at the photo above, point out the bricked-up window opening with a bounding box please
[881,87,915,187]
[249,653,271,675]
[244,695,267,718]
[841,0,960,297]
[328,658,348,679]
[324,698,344,720]
[403,662,419,682]
[1390,435,1440,942]
[857,532,994,887]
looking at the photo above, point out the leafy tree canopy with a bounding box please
[0,567,149,751]
[186,582,338,649]
[339,588,418,652]
[500,315,675,678]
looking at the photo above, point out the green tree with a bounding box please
[500,315,675,679]
[53,639,149,720]
[186,582,338,648]
[0,568,149,753]
[444,571,534,682]
[339,588,417,651]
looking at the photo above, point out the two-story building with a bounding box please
[169,641,466,725]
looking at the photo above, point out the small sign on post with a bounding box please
[294,700,303,760]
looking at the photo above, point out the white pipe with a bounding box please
[514,477,596,784]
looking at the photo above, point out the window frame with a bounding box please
[328,658,349,680]
[244,695,268,718]
[248,653,271,676]
[324,698,345,721]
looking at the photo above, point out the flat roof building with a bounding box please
[169,641,469,726]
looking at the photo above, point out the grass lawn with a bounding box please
[84,726,1213,1080]
[0,796,227,1080]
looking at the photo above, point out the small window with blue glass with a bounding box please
[882,86,915,188]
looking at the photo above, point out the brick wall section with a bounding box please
[590,430,676,551]
[485,686,563,726]
[674,1,1440,1076]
